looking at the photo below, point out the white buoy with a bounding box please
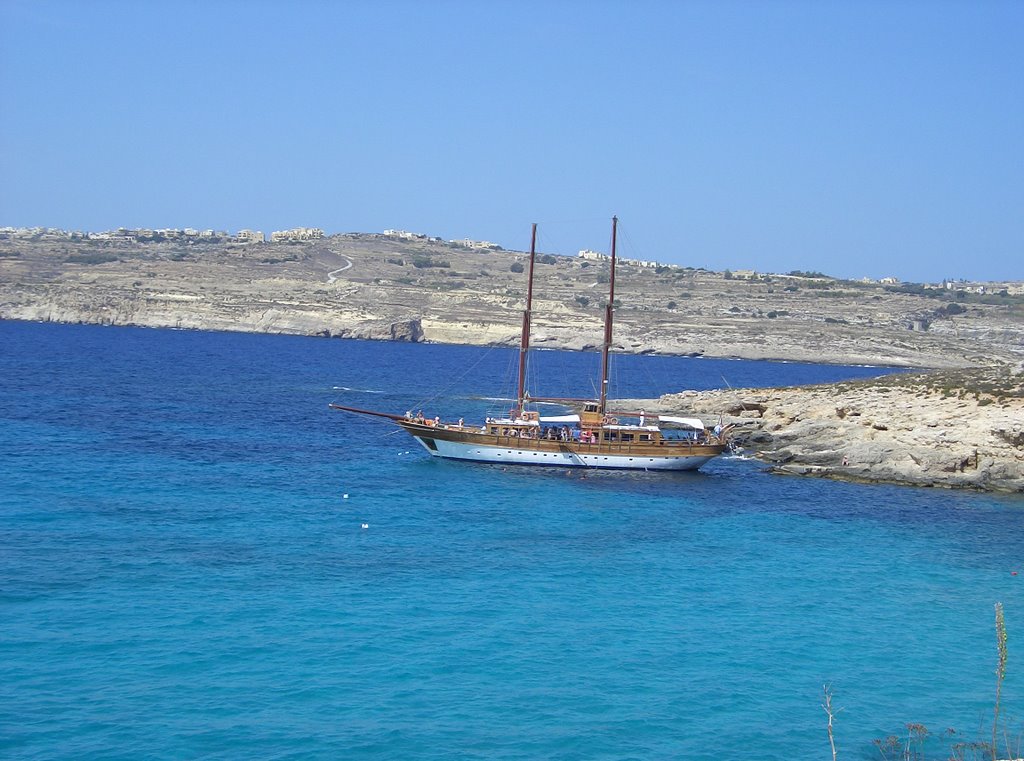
[343,493,349,499]
[361,523,369,529]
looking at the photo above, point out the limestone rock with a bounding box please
[643,367,1024,493]
[2,234,1023,367]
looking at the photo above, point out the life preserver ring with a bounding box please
[602,416,618,425]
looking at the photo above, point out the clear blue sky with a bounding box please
[1,0,1021,282]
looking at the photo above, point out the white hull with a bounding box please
[412,434,714,471]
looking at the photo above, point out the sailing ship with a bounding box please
[330,217,728,471]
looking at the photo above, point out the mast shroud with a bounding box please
[515,223,538,417]
[598,216,618,413]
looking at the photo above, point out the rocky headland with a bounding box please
[634,365,1024,493]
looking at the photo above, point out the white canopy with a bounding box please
[658,416,706,430]
[538,414,580,424]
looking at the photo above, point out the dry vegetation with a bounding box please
[830,365,1024,404]
[1,233,1022,369]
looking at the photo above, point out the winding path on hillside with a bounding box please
[326,253,353,282]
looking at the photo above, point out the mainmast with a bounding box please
[598,216,618,414]
[514,223,538,418]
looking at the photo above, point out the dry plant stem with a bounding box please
[993,602,1007,761]
[823,683,838,761]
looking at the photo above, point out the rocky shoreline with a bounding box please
[634,365,1024,493]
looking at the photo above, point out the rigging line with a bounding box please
[355,426,406,447]
[533,227,576,261]
[623,331,663,401]
[409,343,500,410]
[615,221,639,259]
[605,357,615,403]
[534,215,615,228]
[720,374,752,412]
[615,222,661,269]
[498,350,519,414]
[551,349,573,405]
[638,354,661,402]
[484,348,519,419]
[534,218,616,259]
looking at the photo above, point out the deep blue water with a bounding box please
[1,321,1021,760]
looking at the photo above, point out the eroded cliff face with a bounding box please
[650,366,1024,492]
[2,234,1023,369]
[0,288,424,343]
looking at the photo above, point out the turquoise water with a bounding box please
[1,321,1021,760]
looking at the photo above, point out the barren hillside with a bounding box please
[2,233,1021,368]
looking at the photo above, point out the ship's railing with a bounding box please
[475,430,720,454]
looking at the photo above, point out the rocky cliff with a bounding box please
[2,234,1022,369]
[647,365,1024,492]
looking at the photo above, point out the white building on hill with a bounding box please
[271,227,323,242]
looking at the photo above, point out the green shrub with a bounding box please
[66,252,119,265]
[413,257,450,269]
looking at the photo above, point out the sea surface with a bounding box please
[1,321,1021,760]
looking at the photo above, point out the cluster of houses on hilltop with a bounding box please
[269,227,323,243]
[0,226,323,245]
[941,278,1024,295]
[577,249,663,269]
[723,270,1022,293]
[383,229,500,250]
[724,269,901,285]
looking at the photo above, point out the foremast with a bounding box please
[514,223,538,419]
[598,216,618,415]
